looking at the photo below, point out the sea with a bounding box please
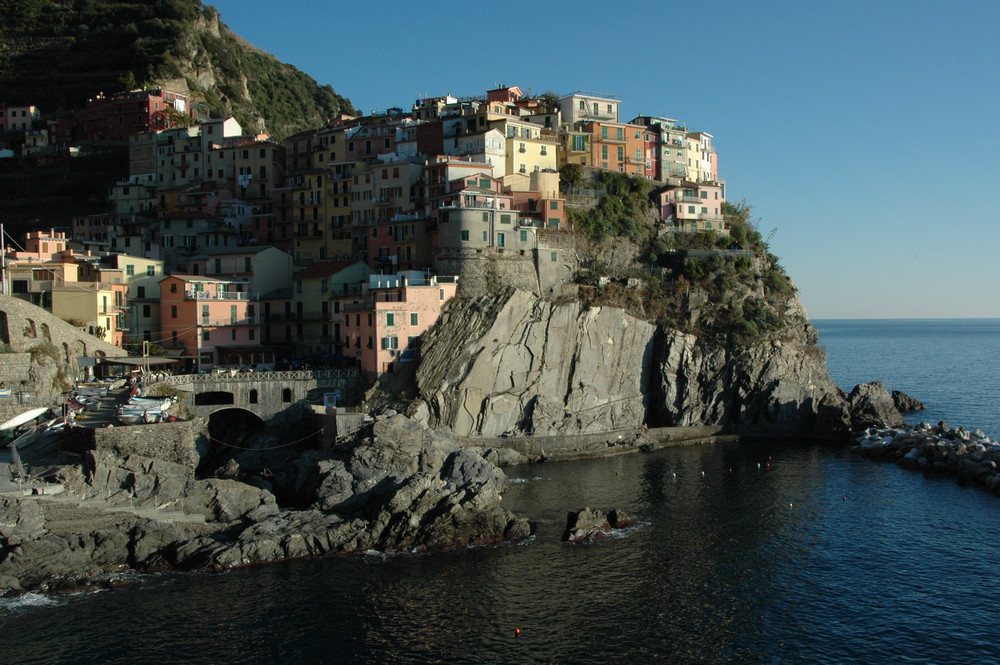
[1,319,998,665]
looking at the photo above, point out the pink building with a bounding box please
[656,182,727,234]
[159,274,265,371]
[341,272,458,381]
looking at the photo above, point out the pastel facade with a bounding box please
[559,92,620,125]
[159,275,261,370]
[340,272,458,380]
[657,182,727,233]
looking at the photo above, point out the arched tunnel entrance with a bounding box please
[198,407,267,478]
[198,407,323,508]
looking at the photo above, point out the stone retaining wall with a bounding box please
[0,353,32,387]
[63,422,200,474]
[459,424,729,461]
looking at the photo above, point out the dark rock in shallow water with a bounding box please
[846,381,903,430]
[563,507,632,542]
[892,390,925,413]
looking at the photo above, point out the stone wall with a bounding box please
[0,294,127,402]
[0,294,125,359]
[0,353,32,388]
[72,421,200,473]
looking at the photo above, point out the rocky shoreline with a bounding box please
[0,380,927,596]
[853,421,1000,494]
[0,413,529,594]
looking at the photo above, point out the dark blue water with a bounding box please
[815,318,1000,438]
[2,319,998,664]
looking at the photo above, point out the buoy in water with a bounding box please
[615,471,621,476]
[515,627,521,637]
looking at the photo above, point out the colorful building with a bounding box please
[340,272,458,380]
[159,274,264,371]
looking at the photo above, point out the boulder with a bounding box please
[845,382,903,430]
[892,390,926,413]
[563,507,632,542]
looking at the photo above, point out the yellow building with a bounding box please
[489,118,559,177]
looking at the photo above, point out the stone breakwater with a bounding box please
[853,422,1000,494]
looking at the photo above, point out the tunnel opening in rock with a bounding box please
[198,408,267,478]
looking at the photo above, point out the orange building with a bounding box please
[159,274,266,371]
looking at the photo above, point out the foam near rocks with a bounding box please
[853,421,1000,493]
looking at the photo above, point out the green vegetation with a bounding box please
[567,182,798,344]
[566,170,654,244]
[0,0,355,139]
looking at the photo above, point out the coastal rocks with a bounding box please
[563,507,633,542]
[411,289,843,437]
[0,413,528,593]
[844,381,904,429]
[853,422,1000,494]
[892,390,925,413]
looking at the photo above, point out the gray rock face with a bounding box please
[845,381,904,430]
[0,414,527,592]
[413,289,842,436]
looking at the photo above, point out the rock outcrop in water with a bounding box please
[854,421,1000,494]
[406,288,850,438]
[0,414,528,593]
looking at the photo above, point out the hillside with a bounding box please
[0,0,356,140]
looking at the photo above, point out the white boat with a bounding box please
[75,383,109,397]
[0,407,51,432]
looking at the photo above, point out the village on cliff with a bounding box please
[0,85,726,386]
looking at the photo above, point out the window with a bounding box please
[460,230,470,241]
[249,390,259,404]
[202,330,210,341]
[551,251,558,262]
[381,336,399,350]
[602,145,608,159]
[249,329,255,340]
[410,312,418,326]
[126,264,134,276]
[616,128,623,141]
[142,304,151,316]
[688,206,696,214]
[617,146,624,161]
[147,265,155,276]
[440,288,445,300]
[170,305,177,318]
[483,231,488,241]
[500,214,511,224]
[137,286,146,298]
[282,388,292,403]
[170,283,177,293]
[601,127,608,139]
[386,313,395,326]
[551,200,559,210]
[497,233,505,247]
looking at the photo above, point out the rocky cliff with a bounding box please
[0,414,528,592]
[407,287,842,438]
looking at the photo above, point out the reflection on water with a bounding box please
[3,440,1000,664]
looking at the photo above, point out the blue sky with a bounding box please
[209,0,1000,319]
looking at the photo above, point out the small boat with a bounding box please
[75,383,109,397]
[0,407,51,432]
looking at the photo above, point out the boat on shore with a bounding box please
[0,407,51,433]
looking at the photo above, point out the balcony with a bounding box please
[185,289,257,301]
[199,317,260,327]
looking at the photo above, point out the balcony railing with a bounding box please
[200,317,260,327]
[185,289,257,301]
